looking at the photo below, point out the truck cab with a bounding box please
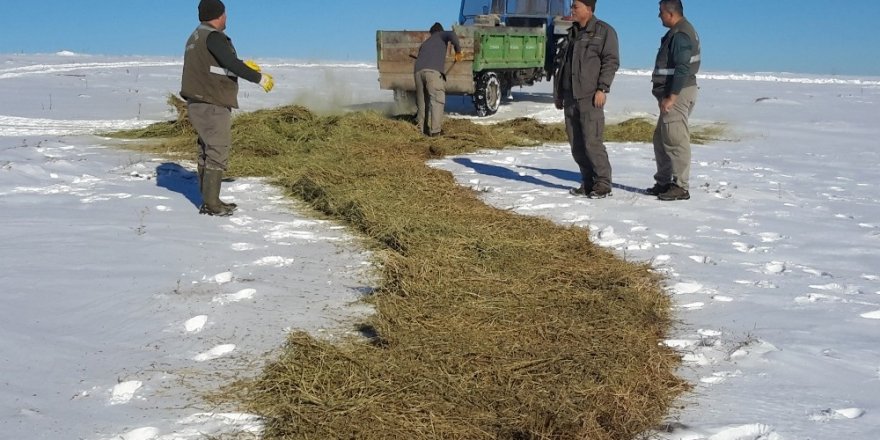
[459,0,568,27]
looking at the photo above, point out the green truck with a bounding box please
[376,0,573,117]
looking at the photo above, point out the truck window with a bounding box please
[509,0,545,15]
[460,0,505,23]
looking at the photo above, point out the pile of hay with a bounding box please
[113,100,703,440]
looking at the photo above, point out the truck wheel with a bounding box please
[473,72,501,117]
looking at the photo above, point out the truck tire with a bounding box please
[473,72,501,117]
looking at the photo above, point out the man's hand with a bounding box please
[259,73,274,92]
[554,97,564,110]
[660,94,678,114]
[593,90,607,108]
[453,52,463,63]
[244,59,261,73]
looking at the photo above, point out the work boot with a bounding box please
[587,185,612,199]
[657,184,690,201]
[197,164,236,211]
[199,168,235,216]
[569,184,589,196]
[644,182,671,196]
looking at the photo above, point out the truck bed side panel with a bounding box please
[376,30,476,94]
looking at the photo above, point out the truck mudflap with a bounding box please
[376,30,476,95]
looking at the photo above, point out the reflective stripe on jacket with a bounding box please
[180,24,240,109]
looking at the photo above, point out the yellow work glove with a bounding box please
[259,73,274,92]
[244,59,261,72]
[454,52,463,62]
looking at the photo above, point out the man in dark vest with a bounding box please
[646,0,701,201]
[180,0,275,216]
[414,23,462,137]
[553,0,620,199]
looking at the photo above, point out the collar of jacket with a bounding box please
[571,16,598,39]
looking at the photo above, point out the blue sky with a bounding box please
[1,0,878,76]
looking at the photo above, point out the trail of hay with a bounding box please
[114,99,701,439]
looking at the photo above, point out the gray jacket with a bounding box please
[554,17,620,103]
[414,31,461,74]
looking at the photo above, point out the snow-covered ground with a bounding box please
[1,53,879,440]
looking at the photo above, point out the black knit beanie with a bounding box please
[198,0,225,22]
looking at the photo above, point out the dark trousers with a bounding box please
[564,98,611,190]
[187,102,232,171]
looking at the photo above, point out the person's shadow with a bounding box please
[516,165,645,194]
[452,158,570,190]
[451,159,645,195]
[156,163,201,208]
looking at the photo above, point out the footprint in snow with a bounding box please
[860,310,880,320]
[757,232,786,243]
[707,423,781,440]
[663,339,699,349]
[102,427,160,440]
[732,242,757,253]
[109,380,142,405]
[671,282,703,295]
[677,302,705,310]
[808,407,866,421]
[762,261,787,274]
[700,370,742,385]
[737,215,760,228]
[735,279,778,289]
[729,340,779,361]
[797,265,833,277]
[80,193,133,203]
[794,293,844,304]
[252,256,295,267]
[810,282,863,295]
[212,288,256,305]
[184,315,208,333]
[230,242,258,251]
[594,226,627,248]
[689,255,716,265]
[211,271,233,284]
[652,254,672,266]
[193,344,236,362]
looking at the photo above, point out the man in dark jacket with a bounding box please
[647,0,701,201]
[180,0,274,216]
[414,23,462,137]
[553,0,619,199]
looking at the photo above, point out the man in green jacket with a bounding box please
[180,0,274,216]
[647,0,701,201]
[553,0,620,199]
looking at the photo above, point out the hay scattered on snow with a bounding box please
[116,103,712,440]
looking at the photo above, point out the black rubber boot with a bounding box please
[199,169,234,216]
[198,164,236,211]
